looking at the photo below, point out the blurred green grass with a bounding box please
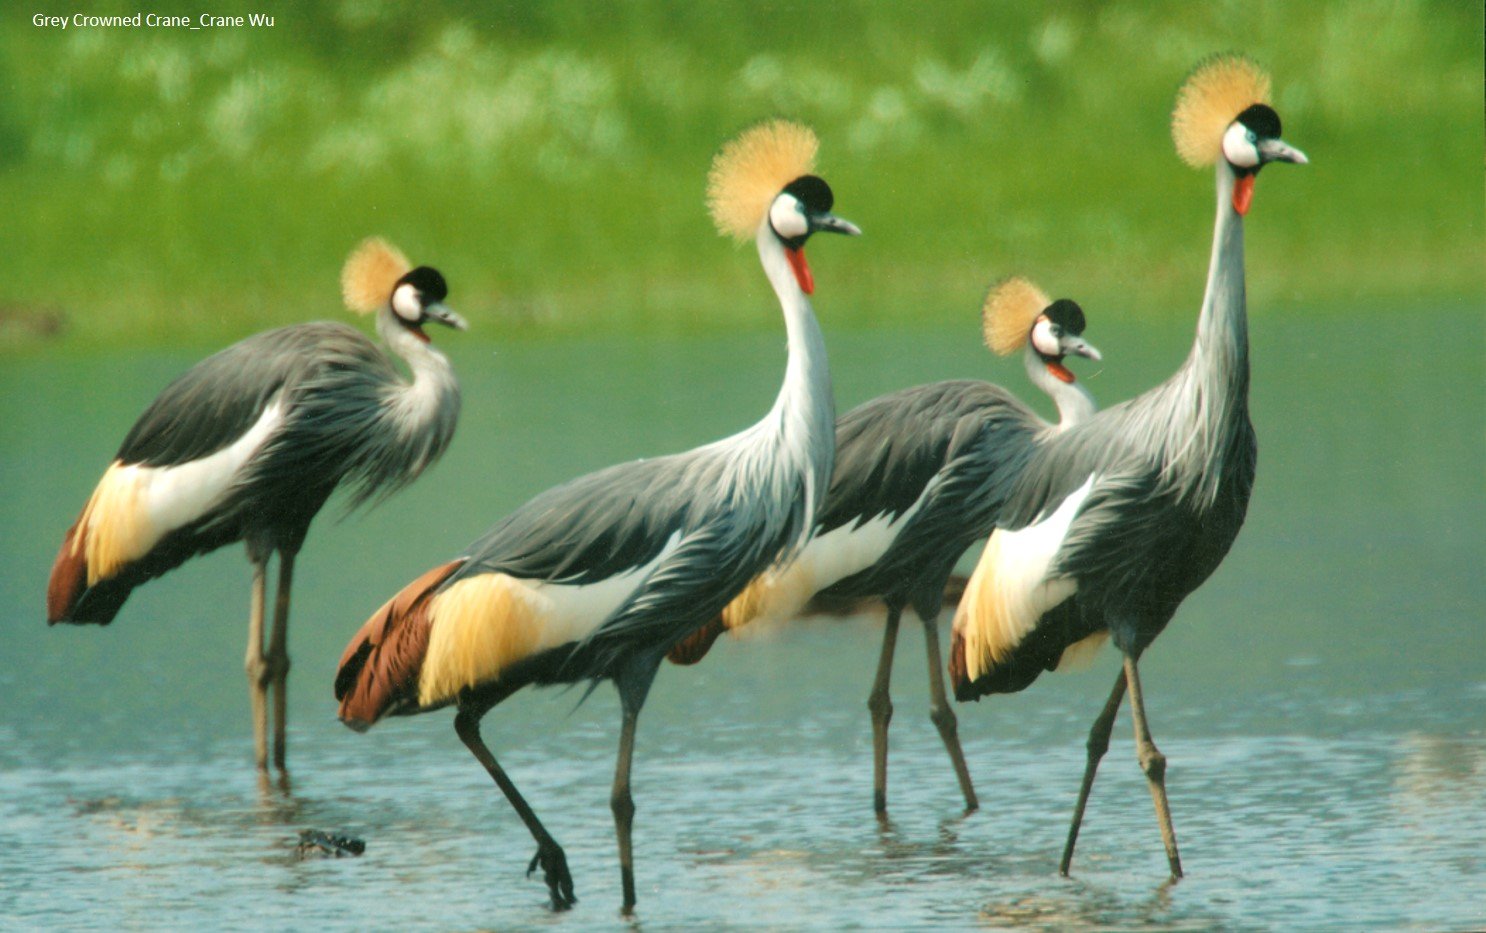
[1,0,1481,352]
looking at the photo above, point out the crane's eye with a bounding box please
[1051,325,1064,338]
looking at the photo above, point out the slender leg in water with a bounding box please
[1059,668,1127,875]
[243,549,269,770]
[919,611,978,812]
[454,705,576,910]
[1124,653,1183,879]
[867,606,902,814]
[266,549,295,771]
[611,661,658,914]
[612,707,640,912]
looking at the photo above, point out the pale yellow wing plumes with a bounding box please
[342,237,412,315]
[982,276,1051,356]
[418,574,545,707]
[1172,54,1272,168]
[707,120,819,241]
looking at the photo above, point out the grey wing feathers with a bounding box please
[1045,415,1256,619]
[819,381,1027,535]
[860,389,1044,585]
[574,516,779,677]
[453,454,710,587]
[257,341,434,511]
[993,408,1189,615]
[447,444,807,677]
[995,405,1143,532]
[235,323,458,512]
[116,323,371,467]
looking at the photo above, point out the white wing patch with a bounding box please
[722,503,921,632]
[530,531,682,645]
[954,475,1095,683]
[76,402,284,583]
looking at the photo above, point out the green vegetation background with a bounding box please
[2,0,1481,352]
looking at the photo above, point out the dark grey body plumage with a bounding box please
[65,321,458,624]
[445,441,817,696]
[965,381,1256,697]
[958,179,1257,699]
[819,380,1045,620]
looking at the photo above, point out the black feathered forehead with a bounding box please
[1236,103,1281,139]
[399,266,448,302]
[782,175,834,215]
[1044,298,1087,335]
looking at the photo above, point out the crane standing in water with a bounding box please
[47,238,465,771]
[334,122,858,912]
[668,276,1104,816]
[948,55,1307,878]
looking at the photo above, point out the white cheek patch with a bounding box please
[1222,123,1260,168]
[769,196,808,240]
[391,283,422,321]
[1030,317,1060,357]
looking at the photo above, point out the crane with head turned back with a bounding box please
[45,238,466,772]
[667,276,1104,816]
[948,55,1307,879]
[332,121,858,913]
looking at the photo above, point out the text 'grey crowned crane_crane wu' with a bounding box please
[46,238,466,772]
[947,54,1307,879]
[333,121,859,913]
[667,276,1104,816]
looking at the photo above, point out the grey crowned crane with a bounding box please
[948,55,1307,879]
[333,121,858,913]
[47,238,465,771]
[668,277,1103,816]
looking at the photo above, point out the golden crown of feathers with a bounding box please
[982,277,1052,356]
[342,237,412,315]
[707,121,820,242]
[1172,54,1273,168]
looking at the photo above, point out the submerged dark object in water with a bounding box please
[295,830,365,858]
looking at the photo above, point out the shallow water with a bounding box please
[1,307,1482,930]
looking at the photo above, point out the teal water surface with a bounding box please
[1,306,1482,930]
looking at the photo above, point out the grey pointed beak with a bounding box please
[1065,337,1102,362]
[1259,137,1308,165]
[424,303,469,331]
[811,213,862,236]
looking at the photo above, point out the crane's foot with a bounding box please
[527,842,576,911]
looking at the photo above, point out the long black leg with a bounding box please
[1059,667,1127,875]
[919,610,978,812]
[454,705,576,910]
[1124,654,1183,879]
[613,706,640,912]
[266,549,295,772]
[612,655,660,914]
[867,606,902,814]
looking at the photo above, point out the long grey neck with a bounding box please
[755,223,835,528]
[1024,347,1096,431]
[1134,159,1250,504]
[374,306,461,443]
[1185,162,1249,419]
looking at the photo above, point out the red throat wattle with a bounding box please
[1233,175,1255,216]
[785,248,814,295]
[1046,361,1076,384]
[411,326,431,343]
